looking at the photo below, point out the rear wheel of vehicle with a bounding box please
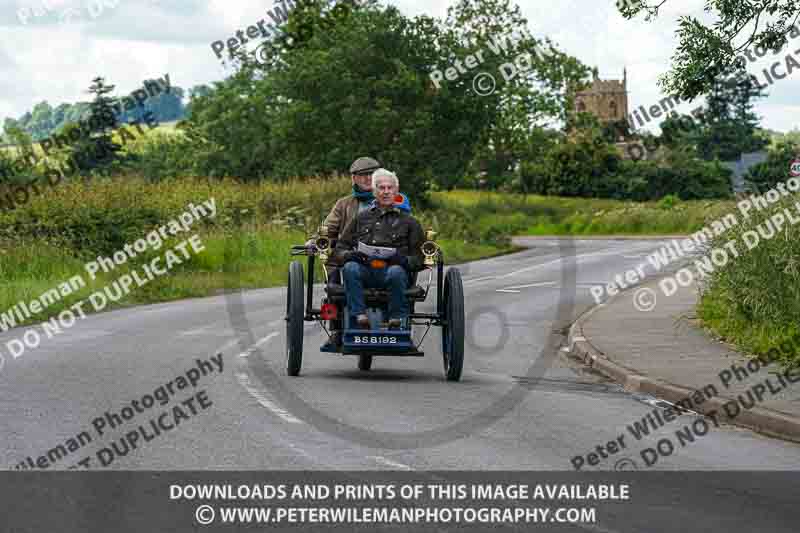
[442,268,465,381]
[286,261,304,376]
[358,354,373,371]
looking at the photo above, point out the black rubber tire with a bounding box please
[286,261,305,376]
[358,355,373,371]
[442,268,465,381]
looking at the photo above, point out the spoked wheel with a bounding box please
[358,355,373,371]
[286,261,305,376]
[441,268,465,381]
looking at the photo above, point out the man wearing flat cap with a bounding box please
[308,156,381,348]
[307,156,382,251]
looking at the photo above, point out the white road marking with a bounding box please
[496,281,557,293]
[369,456,414,470]
[238,332,280,357]
[218,338,241,353]
[236,372,303,424]
[496,248,642,280]
[464,276,496,285]
[505,281,557,290]
[179,327,210,336]
[41,329,113,344]
[267,319,284,327]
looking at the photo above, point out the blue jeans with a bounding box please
[342,261,408,321]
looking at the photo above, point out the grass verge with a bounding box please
[434,190,736,236]
[696,190,800,367]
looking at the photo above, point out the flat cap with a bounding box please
[349,156,381,174]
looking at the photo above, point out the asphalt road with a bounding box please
[2,238,800,531]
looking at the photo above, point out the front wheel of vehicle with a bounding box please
[286,261,305,376]
[358,354,373,371]
[442,268,465,381]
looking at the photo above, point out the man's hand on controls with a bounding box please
[343,250,369,265]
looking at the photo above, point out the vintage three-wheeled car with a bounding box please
[285,225,465,381]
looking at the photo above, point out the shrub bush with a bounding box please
[698,189,800,367]
[123,132,198,181]
[744,139,800,192]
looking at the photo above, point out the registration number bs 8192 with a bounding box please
[353,336,398,344]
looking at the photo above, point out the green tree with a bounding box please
[785,128,800,145]
[180,72,279,180]
[618,0,800,100]
[68,77,123,175]
[29,101,54,140]
[185,85,213,119]
[745,138,800,191]
[186,0,498,197]
[695,69,768,161]
[659,112,701,151]
[446,0,590,182]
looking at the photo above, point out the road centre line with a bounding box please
[236,372,303,424]
[496,281,556,293]
[504,281,558,290]
[218,338,241,353]
[463,276,496,285]
[179,327,211,336]
[238,332,280,357]
[368,456,414,470]
[496,248,637,280]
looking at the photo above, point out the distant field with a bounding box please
[433,190,735,236]
[0,119,183,155]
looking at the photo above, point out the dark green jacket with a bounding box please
[333,204,425,271]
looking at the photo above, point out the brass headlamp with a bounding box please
[421,229,440,267]
[315,225,331,261]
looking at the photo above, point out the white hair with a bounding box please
[371,168,399,190]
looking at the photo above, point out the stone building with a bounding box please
[574,69,629,127]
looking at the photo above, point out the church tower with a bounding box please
[574,69,629,127]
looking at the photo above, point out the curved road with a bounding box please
[2,238,799,530]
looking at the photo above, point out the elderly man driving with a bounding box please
[334,169,425,329]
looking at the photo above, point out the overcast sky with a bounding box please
[0,0,797,133]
